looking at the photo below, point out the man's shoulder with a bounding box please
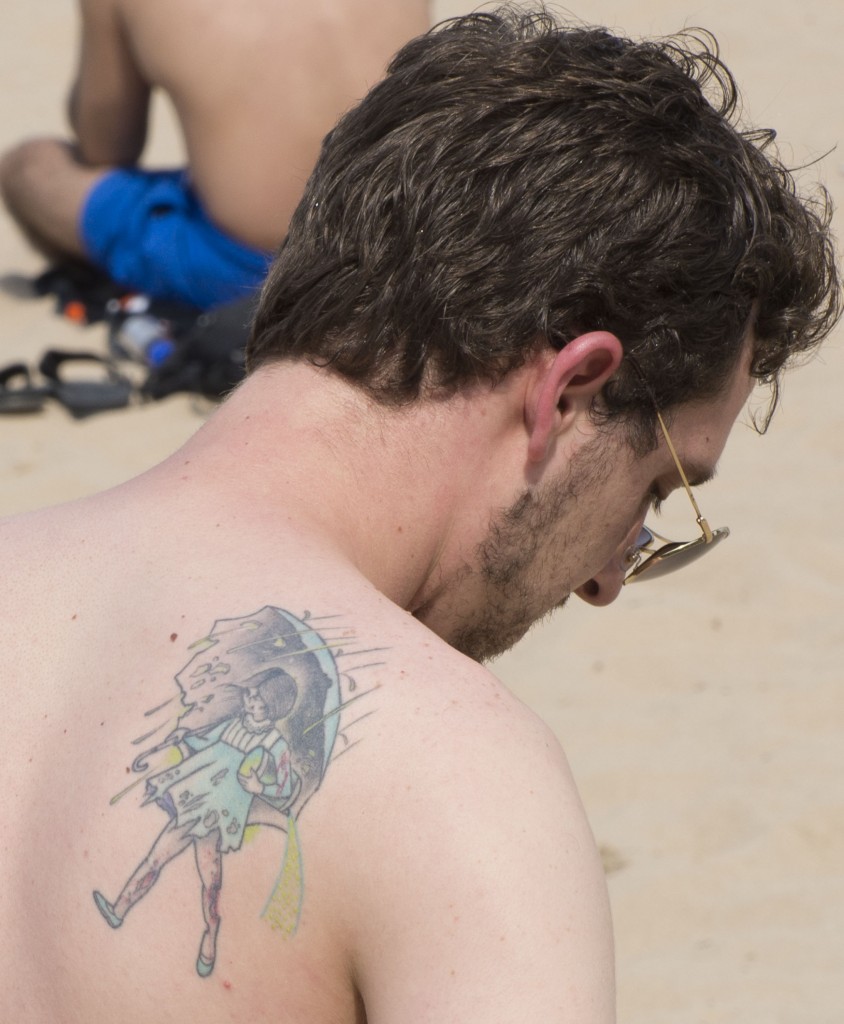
[318,606,579,806]
[348,629,588,835]
[316,628,614,1021]
[342,613,569,786]
[388,644,569,787]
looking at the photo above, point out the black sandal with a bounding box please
[38,349,134,418]
[0,362,49,414]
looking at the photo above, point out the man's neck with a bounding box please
[150,361,527,616]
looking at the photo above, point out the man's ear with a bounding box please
[526,331,624,464]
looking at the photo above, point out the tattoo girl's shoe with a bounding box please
[196,929,217,977]
[92,891,123,929]
[196,951,215,977]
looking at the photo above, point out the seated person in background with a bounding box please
[0,0,430,309]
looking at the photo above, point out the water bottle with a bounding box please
[111,314,176,368]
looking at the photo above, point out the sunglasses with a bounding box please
[623,409,729,584]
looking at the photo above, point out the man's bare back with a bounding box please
[90,0,430,249]
[0,366,613,1023]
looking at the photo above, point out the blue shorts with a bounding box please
[79,168,272,310]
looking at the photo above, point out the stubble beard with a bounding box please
[450,434,612,663]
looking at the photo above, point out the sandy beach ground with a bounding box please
[2,2,842,1021]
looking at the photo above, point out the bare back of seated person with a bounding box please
[0,0,429,288]
[0,9,837,1024]
[87,0,431,249]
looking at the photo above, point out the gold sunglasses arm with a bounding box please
[656,411,714,543]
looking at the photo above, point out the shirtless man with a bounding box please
[0,0,429,308]
[1,9,838,1023]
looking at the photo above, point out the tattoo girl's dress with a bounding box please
[144,716,299,852]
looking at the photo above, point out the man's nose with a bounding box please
[574,565,626,607]
[574,520,649,607]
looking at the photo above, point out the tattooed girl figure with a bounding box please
[94,669,300,977]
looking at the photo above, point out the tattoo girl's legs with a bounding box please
[194,833,223,976]
[98,817,197,924]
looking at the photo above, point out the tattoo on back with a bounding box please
[92,605,382,978]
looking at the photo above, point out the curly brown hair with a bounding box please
[247,6,839,439]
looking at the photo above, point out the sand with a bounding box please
[2,2,842,1021]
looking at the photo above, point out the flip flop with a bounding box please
[0,362,49,414]
[38,349,134,418]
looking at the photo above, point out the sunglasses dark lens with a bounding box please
[626,526,729,582]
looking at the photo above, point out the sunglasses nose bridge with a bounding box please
[623,525,654,573]
[634,525,654,549]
